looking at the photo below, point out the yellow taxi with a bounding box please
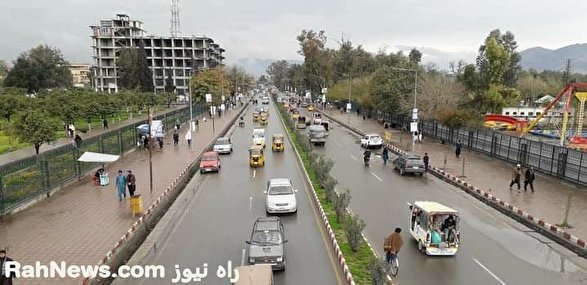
[272,134,285,152]
[249,145,265,167]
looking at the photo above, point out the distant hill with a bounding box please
[520,44,587,73]
[224,58,302,77]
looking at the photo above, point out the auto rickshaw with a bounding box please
[272,134,285,151]
[260,113,268,126]
[249,145,265,167]
[253,111,260,122]
[307,104,315,111]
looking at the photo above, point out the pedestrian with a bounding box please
[363,114,366,121]
[74,134,83,148]
[175,118,180,130]
[382,147,389,165]
[423,152,429,172]
[524,166,536,193]
[418,131,423,143]
[0,248,15,285]
[143,135,150,149]
[173,130,179,147]
[103,118,109,130]
[158,137,163,149]
[185,130,192,148]
[357,108,360,116]
[455,140,462,159]
[69,123,76,138]
[115,170,127,201]
[195,118,199,130]
[509,164,522,192]
[126,170,136,197]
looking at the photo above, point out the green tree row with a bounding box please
[268,29,585,129]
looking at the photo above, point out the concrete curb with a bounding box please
[82,102,251,285]
[275,104,356,285]
[323,111,587,258]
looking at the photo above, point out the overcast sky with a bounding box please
[1,0,585,69]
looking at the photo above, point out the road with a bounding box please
[300,108,587,285]
[138,100,342,285]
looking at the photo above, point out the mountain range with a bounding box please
[519,43,587,74]
[227,44,587,76]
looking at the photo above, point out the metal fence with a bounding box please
[377,111,587,187]
[0,103,207,215]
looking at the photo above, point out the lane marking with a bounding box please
[249,196,253,211]
[241,248,246,266]
[350,155,358,161]
[371,172,383,182]
[252,169,256,178]
[473,258,507,285]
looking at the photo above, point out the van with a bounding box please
[232,265,274,285]
[308,125,327,145]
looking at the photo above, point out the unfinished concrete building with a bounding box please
[90,14,225,94]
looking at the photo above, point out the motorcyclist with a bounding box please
[239,116,245,127]
[363,149,372,164]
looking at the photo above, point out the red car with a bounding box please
[200,151,221,174]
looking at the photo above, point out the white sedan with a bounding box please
[265,178,298,214]
[360,134,383,149]
[213,137,233,154]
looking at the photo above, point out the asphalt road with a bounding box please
[138,100,342,285]
[298,107,587,285]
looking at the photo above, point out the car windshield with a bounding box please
[202,154,217,161]
[269,185,293,195]
[216,138,230,145]
[253,132,264,138]
[250,149,261,155]
[370,136,381,140]
[251,230,282,245]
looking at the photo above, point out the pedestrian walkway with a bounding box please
[324,109,587,240]
[0,105,244,285]
[0,106,185,166]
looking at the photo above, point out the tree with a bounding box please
[136,40,154,92]
[370,66,412,115]
[117,48,139,90]
[258,75,268,84]
[408,48,423,65]
[0,59,8,85]
[266,60,290,90]
[190,68,231,104]
[297,30,331,94]
[0,87,28,122]
[448,60,467,77]
[418,73,466,120]
[13,109,60,155]
[476,29,521,88]
[3,45,72,92]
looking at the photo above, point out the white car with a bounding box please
[360,134,383,149]
[213,137,233,154]
[265,178,298,214]
[262,97,270,104]
[253,128,266,148]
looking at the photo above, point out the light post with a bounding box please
[188,70,193,131]
[390,67,418,151]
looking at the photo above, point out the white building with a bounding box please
[90,14,224,94]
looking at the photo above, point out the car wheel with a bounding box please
[419,172,424,177]
[400,168,405,176]
[200,169,204,174]
[418,240,424,253]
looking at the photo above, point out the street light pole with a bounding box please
[347,74,351,123]
[188,70,193,131]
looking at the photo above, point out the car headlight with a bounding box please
[276,257,283,262]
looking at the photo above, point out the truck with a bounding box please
[308,124,328,145]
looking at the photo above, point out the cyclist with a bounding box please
[384,228,404,264]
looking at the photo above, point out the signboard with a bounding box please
[321,87,327,94]
[410,122,418,133]
[412,108,418,120]
[220,104,225,111]
[151,120,164,138]
[346,103,352,112]
[322,95,326,103]
[221,95,225,101]
[205,93,212,103]
[210,105,216,115]
[305,91,311,98]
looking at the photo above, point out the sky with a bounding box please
[1,0,586,71]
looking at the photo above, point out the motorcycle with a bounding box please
[364,155,370,166]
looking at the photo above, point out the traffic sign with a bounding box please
[321,87,327,94]
[205,94,212,103]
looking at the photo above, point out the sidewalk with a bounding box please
[0,106,185,166]
[0,105,243,285]
[324,109,587,240]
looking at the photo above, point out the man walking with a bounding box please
[115,170,127,201]
[524,166,536,193]
[382,147,389,165]
[127,170,136,197]
[509,164,522,192]
[173,130,179,147]
[103,118,109,130]
[0,248,15,285]
[185,130,192,148]
[423,153,429,172]
[455,140,462,159]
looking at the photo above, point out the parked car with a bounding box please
[393,153,425,176]
[246,217,287,271]
[265,178,298,214]
[360,134,383,149]
[213,137,233,154]
[199,151,221,173]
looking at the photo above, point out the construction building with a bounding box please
[68,63,91,88]
[90,14,225,94]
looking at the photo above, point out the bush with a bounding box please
[370,257,388,285]
[335,188,351,223]
[345,213,366,252]
[323,176,338,203]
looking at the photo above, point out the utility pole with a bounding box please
[347,74,351,123]
[148,107,153,194]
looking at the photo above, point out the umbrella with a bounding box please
[137,124,150,134]
[78,152,120,163]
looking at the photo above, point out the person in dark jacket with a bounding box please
[423,153,430,172]
[382,148,389,165]
[455,140,462,158]
[127,170,136,197]
[524,166,536,193]
[509,164,522,192]
[0,248,15,285]
[173,131,179,147]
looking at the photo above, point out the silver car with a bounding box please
[393,153,425,176]
[246,217,287,271]
[213,137,233,154]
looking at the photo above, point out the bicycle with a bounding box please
[384,252,399,277]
